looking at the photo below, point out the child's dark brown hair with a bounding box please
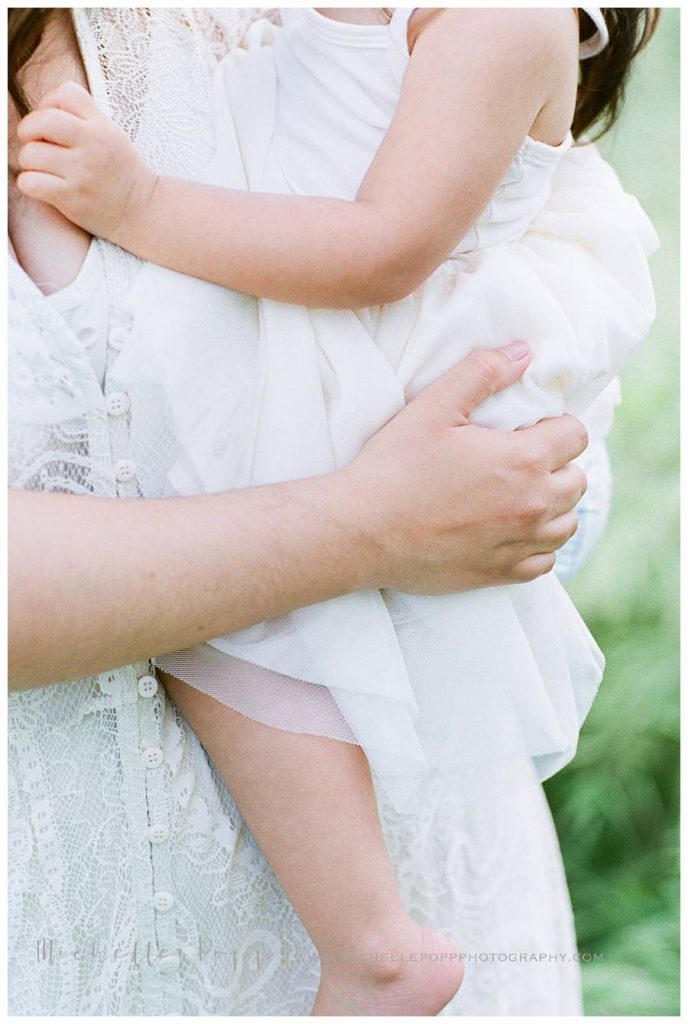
[9,8,659,140]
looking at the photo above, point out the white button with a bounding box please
[140,746,164,769]
[148,823,170,845]
[106,392,130,417]
[113,459,136,483]
[138,674,158,698]
[157,952,180,974]
[78,325,98,349]
[109,326,128,351]
[153,891,175,912]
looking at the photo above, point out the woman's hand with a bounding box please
[343,340,587,593]
[9,341,586,689]
[15,80,157,242]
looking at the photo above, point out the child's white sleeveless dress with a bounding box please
[120,7,658,811]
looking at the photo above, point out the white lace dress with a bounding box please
[7,8,646,1015]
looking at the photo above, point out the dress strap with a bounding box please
[578,7,609,59]
[387,7,414,81]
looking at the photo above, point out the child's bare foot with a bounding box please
[311,921,463,1016]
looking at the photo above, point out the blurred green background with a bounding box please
[544,8,680,1016]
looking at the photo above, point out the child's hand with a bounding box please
[16,81,157,244]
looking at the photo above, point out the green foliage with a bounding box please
[544,10,680,1015]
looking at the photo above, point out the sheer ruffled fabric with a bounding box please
[119,16,661,811]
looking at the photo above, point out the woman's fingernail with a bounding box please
[499,340,530,361]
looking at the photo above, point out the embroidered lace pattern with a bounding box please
[8,8,582,1014]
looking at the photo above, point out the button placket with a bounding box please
[101,305,178,1004]
[100,298,174,1007]
[108,672,166,1013]
[104,312,140,498]
[137,675,177,972]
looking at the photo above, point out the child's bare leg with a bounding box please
[161,671,464,1015]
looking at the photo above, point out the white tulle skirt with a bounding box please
[115,32,657,813]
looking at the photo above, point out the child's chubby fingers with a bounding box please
[17,141,70,179]
[15,170,67,207]
[36,79,96,119]
[17,107,85,148]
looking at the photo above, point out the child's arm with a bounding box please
[16,9,577,308]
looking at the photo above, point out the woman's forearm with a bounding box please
[9,346,590,691]
[8,477,377,690]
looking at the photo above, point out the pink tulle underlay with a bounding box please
[157,642,358,743]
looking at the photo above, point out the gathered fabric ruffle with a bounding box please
[113,20,660,812]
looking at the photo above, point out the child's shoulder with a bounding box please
[408,7,579,67]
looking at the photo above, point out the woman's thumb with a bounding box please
[412,340,531,426]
